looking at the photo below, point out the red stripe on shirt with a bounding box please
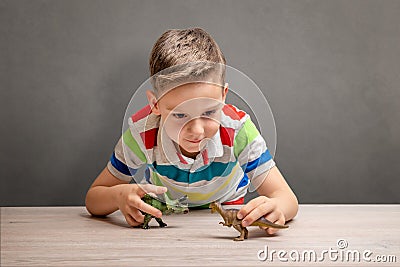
[201,149,209,165]
[177,152,188,164]
[131,105,152,122]
[223,104,246,121]
[220,126,235,147]
[140,128,158,149]
[223,197,244,205]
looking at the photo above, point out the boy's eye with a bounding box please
[172,113,187,119]
[202,110,216,117]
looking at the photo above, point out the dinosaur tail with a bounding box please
[251,217,289,229]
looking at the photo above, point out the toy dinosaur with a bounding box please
[210,202,288,241]
[140,194,188,229]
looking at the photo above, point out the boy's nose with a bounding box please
[186,118,205,135]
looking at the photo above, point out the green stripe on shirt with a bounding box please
[151,170,173,200]
[234,119,260,158]
[122,129,147,163]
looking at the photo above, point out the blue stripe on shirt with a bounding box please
[110,152,138,176]
[236,174,249,190]
[152,161,237,184]
[145,167,151,183]
[242,149,272,173]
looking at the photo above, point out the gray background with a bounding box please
[1,0,399,206]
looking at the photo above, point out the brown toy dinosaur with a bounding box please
[210,202,288,241]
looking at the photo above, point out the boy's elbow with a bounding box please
[85,200,105,217]
[85,191,99,216]
[288,191,299,221]
[85,196,95,216]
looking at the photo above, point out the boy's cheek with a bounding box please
[164,129,179,144]
[163,121,184,140]
[164,126,193,151]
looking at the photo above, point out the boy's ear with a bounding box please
[146,90,161,115]
[222,83,229,102]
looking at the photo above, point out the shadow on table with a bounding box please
[79,213,131,228]
[206,219,295,241]
[79,213,184,230]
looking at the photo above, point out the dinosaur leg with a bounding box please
[244,227,249,239]
[155,217,167,228]
[142,214,153,229]
[233,224,246,241]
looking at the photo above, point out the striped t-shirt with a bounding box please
[107,104,275,206]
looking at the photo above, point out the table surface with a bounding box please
[1,205,399,266]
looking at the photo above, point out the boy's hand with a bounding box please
[114,184,167,227]
[236,196,286,235]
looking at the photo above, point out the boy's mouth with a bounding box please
[186,139,203,143]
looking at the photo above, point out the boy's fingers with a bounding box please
[258,211,280,230]
[135,199,163,218]
[130,208,145,223]
[137,184,168,197]
[263,211,280,226]
[267,228,277,235]
[124,213,140,227]
[242,206,269,227]
[237,201,256,220]
[240,201,275,226]
[266,215,286,235]
[237,196,268,219]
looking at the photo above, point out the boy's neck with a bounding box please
[179,146,200,159]
[172,141,200,159]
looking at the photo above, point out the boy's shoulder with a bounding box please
[130,105,156,124]
[130,104,249,127]
[128,105,161,133]
[128,103,250,131]
[124,104,261,160]
[220,104,250,131]
[125,104,253,153]
[221,104,248,124]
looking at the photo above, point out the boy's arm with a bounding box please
[255,166,298,221]
[85,167,128,216]
[85,167,167,226]
[237,166,298,234]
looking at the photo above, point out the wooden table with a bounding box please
[1,205,399,266]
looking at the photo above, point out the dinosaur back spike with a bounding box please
[178,195,188,202]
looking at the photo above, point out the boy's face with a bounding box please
[147,83,228,158]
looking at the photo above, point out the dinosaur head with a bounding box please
[209,202,220,213]
[164,195,189,215]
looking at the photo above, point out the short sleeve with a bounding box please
[107,128,147,182]
[234,118,276,181]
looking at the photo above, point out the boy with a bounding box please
[86,28,298,235]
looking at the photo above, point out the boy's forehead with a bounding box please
[152,61,225,96]
[166,98,223,112]
[159,82,224,109]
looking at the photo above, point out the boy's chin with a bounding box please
[178,139,209,156]
[184,143,206,152]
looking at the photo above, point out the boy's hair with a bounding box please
[149,28,226,96]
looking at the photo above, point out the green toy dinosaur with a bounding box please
[210,202,288,241]
[140,194,188,229]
